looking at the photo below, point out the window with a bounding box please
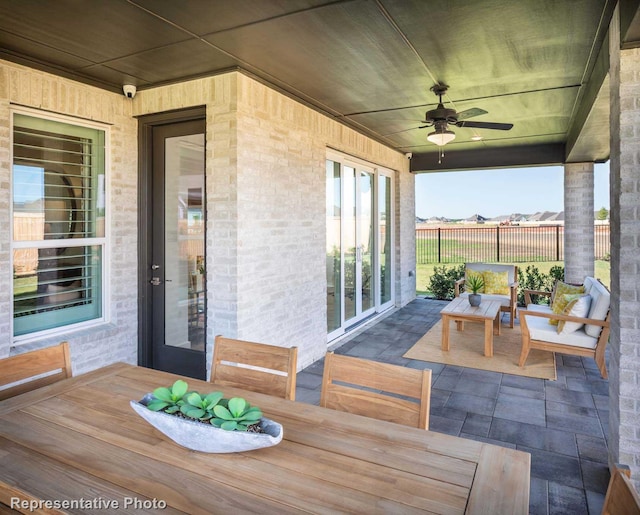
[12,111,107,338]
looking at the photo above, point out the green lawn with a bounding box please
[416,260,611,296]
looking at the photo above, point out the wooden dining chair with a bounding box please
[602,464,640,515]
[211,336,298,401]
[320,352,432,429]
[0,342,72,401]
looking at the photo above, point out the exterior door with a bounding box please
[343,165,375,326]
[139,109,206,379]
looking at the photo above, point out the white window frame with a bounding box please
[326,149,396,342]
[10,106,111,344]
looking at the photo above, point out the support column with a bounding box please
[564,162,595,283]
[609,6,640,489]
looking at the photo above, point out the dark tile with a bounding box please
[585,489,606,515]
[428,414,463,436]
[502,374,546,392]
[545,386,595,409]
[522,447,583,489]
[295,371,323,389]
[460,367,503,384]
[592,394,609,411]
[445,392,496,416]
[546,411,604,438]
[461,412,492,437]
[499,384,546,400]
[493,392,546,426]
[529,477,549,515]
[547,482,588,515]
[431,405,468,422]
[546,400,598,417]
[489,418,577,457]
[429,388,450,408]
[294,388,320,405]
[453,377,500,399]
[576,434,609,463]
[581,459,610,494]
[432,373,461,391]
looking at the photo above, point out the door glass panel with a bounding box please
[164,133,205,350]
[343,166,356,322]
[379,175,392,304]
[326,161,341,332]
[360,171,373,312]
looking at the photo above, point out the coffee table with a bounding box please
[440,296,503,357]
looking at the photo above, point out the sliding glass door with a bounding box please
[326,152,394,340]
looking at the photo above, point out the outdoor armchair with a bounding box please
[519,277,610,379]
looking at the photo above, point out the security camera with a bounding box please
[405,152,413,159]
[123,84,137,99]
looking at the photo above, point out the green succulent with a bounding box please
[180,391,224,421]
[211,397,263,431]
[144,381,263,432]
[466,274,485,294]
[147,379,189,414]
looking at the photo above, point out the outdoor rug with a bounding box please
[403,320,556,380]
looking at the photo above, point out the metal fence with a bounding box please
[416,224,610,264]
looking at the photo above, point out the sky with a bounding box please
[415,162,610,220]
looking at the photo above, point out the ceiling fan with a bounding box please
[421,83,514,147]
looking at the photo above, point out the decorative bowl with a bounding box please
[130,394,283,453]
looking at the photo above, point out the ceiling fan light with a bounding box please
[427,130,456,146]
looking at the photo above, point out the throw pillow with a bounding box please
[482,270,509,295]
[557,294,592,335]
[465,269,485,293]
[549,281,585,325]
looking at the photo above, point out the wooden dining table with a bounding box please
[0,363,530,514]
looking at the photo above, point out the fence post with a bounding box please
[555,225,560,261]
[496,226,500,262]
[438,227,442,263]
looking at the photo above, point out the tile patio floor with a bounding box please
[296,297,610,515]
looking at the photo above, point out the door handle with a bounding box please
[150,277,162,286]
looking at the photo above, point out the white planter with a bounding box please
[130,394,283,453]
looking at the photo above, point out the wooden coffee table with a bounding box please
[440,296,503,357]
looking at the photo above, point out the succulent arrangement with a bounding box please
[466,274,485,294]
[145,379,263,432]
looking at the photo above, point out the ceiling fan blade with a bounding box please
[456,120,513,130]
[456,108,488,120]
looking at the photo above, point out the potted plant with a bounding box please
[466,274,484,307]
[130,380,283,453]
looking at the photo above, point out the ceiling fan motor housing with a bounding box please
[426,104,458,124]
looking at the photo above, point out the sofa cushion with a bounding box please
[465,262,516,284]
[483,270,510,295]
[583,277,610,338]
[557,294,592,335]
[549,282,585,325]
[523,312,598,349]
[551,280,585,303]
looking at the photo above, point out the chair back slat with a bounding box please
[602,464,640,515]
[0,342,72,402]
[320,352,431,429]
[211,336,297,401]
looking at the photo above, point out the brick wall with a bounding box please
[136,72,414,371]
[0,59,139,374]
[609,9,640,488]
[564,162,595,283]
